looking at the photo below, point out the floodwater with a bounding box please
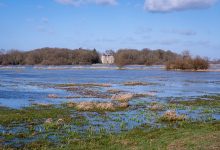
[0,64,220,133]
[0,64,220,108]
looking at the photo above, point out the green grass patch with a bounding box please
[0,105,87,126]
[14,121,220,150]
[170,95,220,107]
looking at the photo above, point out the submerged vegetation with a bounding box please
[169,95,220,107]
[56,83,111,88]
[0,94,220,149]
[0,104,219,150]
[0,66,219,149]
[123,81,154,86]
[0,105,74,126]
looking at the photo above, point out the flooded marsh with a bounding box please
[0,65,220,149]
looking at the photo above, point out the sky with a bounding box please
[0,0,220,59]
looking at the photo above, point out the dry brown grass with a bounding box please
[160,110,185,121]
[75,102,96,111]
[150,103,164,111]
[107,89,122,94]
[75,102,115,111]
[66,102,76,108]
[58,83,111,87]
[111,93,134,102]
[67,101,129,111]
[56,118,65,125]
[123,81,149,86]
[96,102,115,111]
[117,102,129,108]
[44,118,53,124]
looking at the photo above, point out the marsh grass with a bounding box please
[1,95,220,149]
[57,85,111,99]
[75,102,115,111]
[111,93,134,102]
[56,83,111,88]
[133,93,150,98]
[7,121,218,150]
[123,81,154,86]
[107,89,122,94]
[0,105,88,127]
[150,103,164,111]
[170,95,220,107]
[159,110,186,122]
[65,101,129,112]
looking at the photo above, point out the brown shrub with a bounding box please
[166,51,209,70]
[192,56,209,70]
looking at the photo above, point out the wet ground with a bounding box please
[0,64,220,108]
[0,64,220,148]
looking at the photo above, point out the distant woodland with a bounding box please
[0,47,210,70]
[114,49,178,67]
[0,48,100,65]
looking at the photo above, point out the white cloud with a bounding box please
[144,0,218,12]
[55,0,117,6]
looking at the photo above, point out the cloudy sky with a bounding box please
[0,0,220,58]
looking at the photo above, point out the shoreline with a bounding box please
[0,64,220,72]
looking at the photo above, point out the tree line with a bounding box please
[0,47,209,70]
[0,48,100,65]
[114,48,178,67]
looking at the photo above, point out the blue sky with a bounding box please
[0,0,220,58]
